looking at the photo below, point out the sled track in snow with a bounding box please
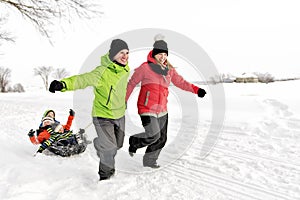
[167,163,295,200]
[164,132,298,199]
[166,121,297,199]
[198,122,300,168]
[213,145,300,168]
[193,143,300,169]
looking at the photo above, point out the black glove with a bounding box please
[49,80,64,93]
[28,129,35,137]
[79,128,85,134]
[69,109,75,116]
[197,88,206,98]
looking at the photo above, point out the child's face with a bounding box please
[57,126,64,133]
[43,120,52,127]
[54,124,64,133]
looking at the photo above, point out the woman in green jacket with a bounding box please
[49,39,130,181]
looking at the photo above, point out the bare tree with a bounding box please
[0,67,11,92]
[13,83,25,92]
[254,72,275,83]
[208,74,222,85]
[0,0,103,44]
[34,66,54,91]
[0,15,14,43]
[52,68,70,80]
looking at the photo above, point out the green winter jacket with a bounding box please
[61,53,130,119]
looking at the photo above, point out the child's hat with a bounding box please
[43,109,55,118]
[42,116,54,124]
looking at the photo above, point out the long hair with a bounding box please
[166,60,173,69]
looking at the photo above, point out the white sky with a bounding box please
[1,0,300,86]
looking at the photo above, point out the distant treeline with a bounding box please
[192,72,300,85]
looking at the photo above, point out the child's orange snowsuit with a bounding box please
[29,115,74,145]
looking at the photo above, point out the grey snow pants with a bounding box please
[93,116,125,179]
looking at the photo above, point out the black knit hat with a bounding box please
[109,39,129,61]
[152,40,168,57]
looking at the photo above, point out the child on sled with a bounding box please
[28,109,88,157]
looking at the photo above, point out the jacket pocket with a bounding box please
[106,86,113,105]
[144,91,150,106]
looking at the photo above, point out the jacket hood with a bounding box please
[147,50,157,64]
[101,53,129,73]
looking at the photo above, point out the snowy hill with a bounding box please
[0,81,299,200]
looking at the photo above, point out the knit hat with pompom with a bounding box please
[152,34,168,57]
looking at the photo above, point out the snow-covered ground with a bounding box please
[0,80,299,200]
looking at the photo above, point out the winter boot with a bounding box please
[143,162,160,168]
[128,146,137,157]
[128,136,137,157]
[75,132,83,144]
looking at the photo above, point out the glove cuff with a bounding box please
[61,81,66,89]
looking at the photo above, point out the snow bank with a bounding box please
[0,81,299,200]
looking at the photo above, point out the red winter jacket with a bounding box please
[126,50,199,115]
[29,115,74,144]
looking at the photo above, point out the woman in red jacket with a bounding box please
[126,37,206,168]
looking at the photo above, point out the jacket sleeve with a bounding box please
[29,136,39,145]
[63,115,74,131]
[170,68,199,94]
[36,127,53,144]
[125,65,145,102]
[61,66,105,91]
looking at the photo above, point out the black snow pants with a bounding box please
[129,114,168,165]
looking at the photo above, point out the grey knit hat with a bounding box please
[109,39,129,61]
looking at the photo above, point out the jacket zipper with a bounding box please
[106,86,113,105]
[162,75,168,83]
[144,91,150,106]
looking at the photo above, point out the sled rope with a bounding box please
[83,122,93,131]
